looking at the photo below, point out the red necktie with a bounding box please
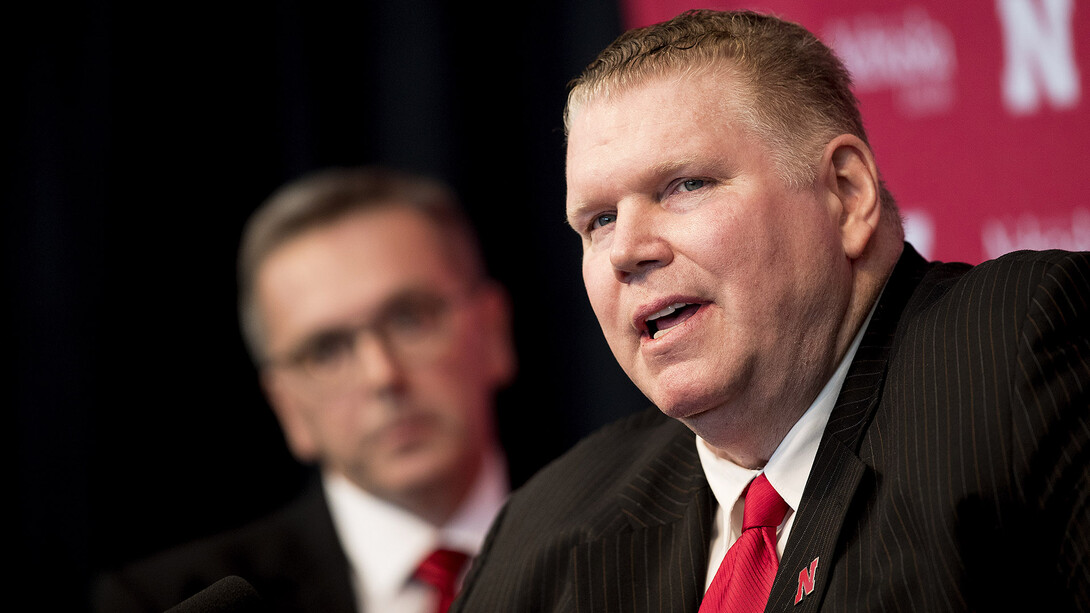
[414,548,470,613]
[698,473,789,613]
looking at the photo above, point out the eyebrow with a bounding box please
[648,157,701,187]
[564,202,598,230]
[563,213,579,230]
[564,155,705,226]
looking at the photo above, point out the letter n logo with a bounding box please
[794,557,820,605]
[996,0,1081,114]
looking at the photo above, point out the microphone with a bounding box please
[164,575,265,612]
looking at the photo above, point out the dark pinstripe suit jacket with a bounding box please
[453,245,1090,612]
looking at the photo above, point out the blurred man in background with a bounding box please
[94,166,516,613]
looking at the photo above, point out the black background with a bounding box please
[10,2,652,609]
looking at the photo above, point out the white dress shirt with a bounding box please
[698,307,875,589]
[323,446,509,613]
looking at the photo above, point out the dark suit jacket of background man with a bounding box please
[92,479,357,613]
[452,244,1090,612]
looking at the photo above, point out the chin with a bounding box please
[652,381,743,435]
[643,373,714,414]
[406,444,472,482]
[650,389,712,422]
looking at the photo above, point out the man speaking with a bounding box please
[452,9,1090,612]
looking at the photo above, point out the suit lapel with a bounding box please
[769,437,865,611]
[572,419,715,613]
[767,245,931,611]
[296,482,360,613]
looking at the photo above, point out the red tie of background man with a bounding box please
[414,548,470,613]
[699,473,789,613]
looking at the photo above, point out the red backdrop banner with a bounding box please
[618,0,1088,264]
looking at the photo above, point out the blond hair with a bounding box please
[566,9,896,210]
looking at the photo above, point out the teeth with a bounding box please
[652,327,678,340]
[647,302,688,322]
[646,302,693,340]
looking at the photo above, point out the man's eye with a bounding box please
[678,179,705,192]
[591,213,616,230]
[302,334,354,367]
[388,308,429,332]
[384,297,445,337]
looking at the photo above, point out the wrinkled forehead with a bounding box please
[564,63,757,155]
[564,57,751,134]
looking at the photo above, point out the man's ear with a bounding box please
[261,369,321,463]
[820,134,881,259]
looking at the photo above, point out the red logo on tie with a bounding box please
[794,557,820,604]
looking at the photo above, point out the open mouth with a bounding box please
[645,302,701,339]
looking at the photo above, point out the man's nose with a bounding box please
[354,331,404,393]
[608,206,672,281]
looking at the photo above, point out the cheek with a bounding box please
[583,256,617,322]
[319,399,374,437]
[293,401,371,464]
[418,345,492,421]
[676,204,751,267]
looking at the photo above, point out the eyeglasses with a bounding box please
[268,288,474,386]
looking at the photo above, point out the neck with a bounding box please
[685,389,812,470]
[398,448,489,527]
[700,404,812,470]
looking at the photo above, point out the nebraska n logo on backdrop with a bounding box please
[997,0,1081,114]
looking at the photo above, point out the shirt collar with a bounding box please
[322,446,509,601]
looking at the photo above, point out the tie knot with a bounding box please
[741,473,788,530]
[414,548,470,591]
